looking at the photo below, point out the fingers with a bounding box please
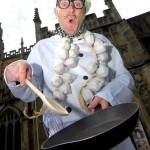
[5,64,19,82]
[100,100,110,110]
[26,67,32,80]
[88,97,101,112]
[18,63,31,85]
[88,96,111,112]
[4,60,32,86]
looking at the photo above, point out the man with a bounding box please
[4,0,136,149]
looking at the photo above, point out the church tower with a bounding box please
[105,0,122,21]
[33,8,42,42]
[0,23,4,76]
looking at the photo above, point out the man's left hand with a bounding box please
[88,96,111,112]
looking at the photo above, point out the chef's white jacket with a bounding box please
[4,32,136,150]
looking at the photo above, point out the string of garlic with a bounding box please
[79,31,109,111]
[51,31,109,111]
[51,37,79,107]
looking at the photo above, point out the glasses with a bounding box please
[57,0,85,9]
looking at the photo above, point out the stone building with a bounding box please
[0,0,150,149]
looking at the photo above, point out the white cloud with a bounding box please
[0,0,36,51]
[113,0,150,19]
[87,0,108,17]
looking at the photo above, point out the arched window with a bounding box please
[0,106,22,150]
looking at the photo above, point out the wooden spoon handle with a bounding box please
[26,79,45,100]
[25,79,68,116]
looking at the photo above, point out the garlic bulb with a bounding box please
[87,62,98,74]
[59,83,72,95]
[96,64,109,78]
[58,37,72,59]
[69,48,79,58]
[62,73,76,84]
[61,37,71,43]
[64,57,78,68]
[94,37,106,54]
[98,52,108,62]
[51,75,63,88]
[53,90,66,101]
[70,43,79,51]
[54,63,65,75]
[60,39,71,50]
[81,88,94,103]
[58,47,69,60]
[87,77,105,92]
[84,31,95,45]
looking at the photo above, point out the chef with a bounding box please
[4,0,136,149]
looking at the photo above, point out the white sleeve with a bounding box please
[3,42,44,102]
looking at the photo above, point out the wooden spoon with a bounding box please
[26,79,69,116]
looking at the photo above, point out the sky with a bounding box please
[0,0,149,52]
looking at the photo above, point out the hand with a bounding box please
[88,96,111,112]
[4,60,32,86]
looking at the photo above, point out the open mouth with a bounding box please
[65,15,76,25]
[69,19,74,24]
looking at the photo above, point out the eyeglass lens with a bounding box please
[58,0,84,9]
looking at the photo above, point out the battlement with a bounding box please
[2,44,35,60]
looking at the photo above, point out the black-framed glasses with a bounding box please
[57,0,85,9]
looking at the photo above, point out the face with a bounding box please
[54,0,86,35]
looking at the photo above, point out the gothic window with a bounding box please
[0,106,22,150]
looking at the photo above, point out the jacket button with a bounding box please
[83,76,88,80]
[79,53,83,57]
[66,107,72,113]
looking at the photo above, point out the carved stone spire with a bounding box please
[33,8,42,42]
[21,37,24,48]
[0,23,3,40]
[33,8,42,24]
[0,22,4,53]
[20,37,24,58]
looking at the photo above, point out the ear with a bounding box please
[54,8,58,18]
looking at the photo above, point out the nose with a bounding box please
[68,2,75,12]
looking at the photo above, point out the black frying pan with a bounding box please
[41,102,139,150]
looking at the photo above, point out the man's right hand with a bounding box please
[4,60,32,86]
